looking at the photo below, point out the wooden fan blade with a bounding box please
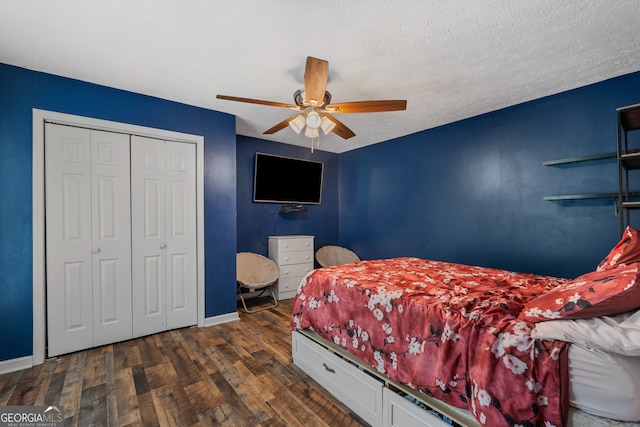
[263,115,300,135]
[325,100,407,114]
[324,114,356,139]
[304,57,329,106]
[216,95,299,109]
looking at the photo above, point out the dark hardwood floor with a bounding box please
[0,297,367,427]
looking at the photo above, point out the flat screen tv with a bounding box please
[253,152,324,204]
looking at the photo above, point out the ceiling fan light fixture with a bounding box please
[288,115,306,134]
[320,116,335,134]
[304,127,319,138]
[306,111,322,129]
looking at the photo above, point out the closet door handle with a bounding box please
[92,248,101,254]
[160,243,167,249]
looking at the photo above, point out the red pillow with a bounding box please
[597,226,640,271]
[519,263,640,323]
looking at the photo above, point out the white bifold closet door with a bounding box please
[45,124,132,357]
[131,136,197,337]
[46,126,197,357]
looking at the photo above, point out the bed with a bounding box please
[290,227,640,427]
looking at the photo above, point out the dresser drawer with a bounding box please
[292,331,383,427]
[278,289,298,300]
[272,249,313,265]
[271,236,314,253]
[279,263,313,279]
[278,275,306,297]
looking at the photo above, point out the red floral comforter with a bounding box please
[290,257,571,427]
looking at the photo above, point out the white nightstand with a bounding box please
[268,235,315,300]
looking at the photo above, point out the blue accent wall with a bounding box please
[236,136,339,258]
[339,71,640,279]
[0,63,237,362]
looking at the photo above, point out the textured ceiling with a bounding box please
[1,1,640,153]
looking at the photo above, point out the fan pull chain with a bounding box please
[310,134,320,153]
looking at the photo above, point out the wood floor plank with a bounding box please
[144,363,174,391]
[77,384,107,427]
[251,349,300,387]
[229,361,275,422]
[43,371,67,409]
[137,391,161,427]
[209,345,245,390]
[0,370,22,405]
[83,349,106,390]
[0,299,366,426]
[6,364,41,406]
[233,358,271,398]
[132,364,150,396]
[115,367,142,426]
[34,360,56,405]
[151,384,187,427]
[288,379,367,427]
[183,380,223,414]
[258,369,334,427]
[114,341,143,370]
[137,334,165,367]
[237,321,293,364]
[216,322,262,357]
[162,339,203,387]
[104,348,119,427]
[161,374,201,426]
[210,372,260,426]
[211,403,247,427]
[58,351,87,420]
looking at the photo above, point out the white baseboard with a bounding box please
[0,355,33,375]
[204,311,240,327]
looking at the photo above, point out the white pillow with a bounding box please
[531,310,640,356]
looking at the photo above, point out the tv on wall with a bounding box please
[253,152,324,205]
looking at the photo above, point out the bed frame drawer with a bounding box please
[383,388,452,427]
[292,331,384,427]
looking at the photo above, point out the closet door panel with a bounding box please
[45,123,94,357]
[90,130,133,346]
[165,141,197,329]
[131,136,167,337]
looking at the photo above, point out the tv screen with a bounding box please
[253,153,324,204]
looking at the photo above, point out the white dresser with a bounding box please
[268,235,314,300]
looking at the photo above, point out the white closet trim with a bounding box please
[32,109,206,365]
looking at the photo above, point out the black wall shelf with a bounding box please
[543,152,617,201]
[618,103,640,232]
[542,152,616,166]
[543,193,617,201]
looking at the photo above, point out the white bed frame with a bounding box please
[292,330,640,427]
[292,330,478,427]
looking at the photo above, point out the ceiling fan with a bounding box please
[217,56,407,150]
